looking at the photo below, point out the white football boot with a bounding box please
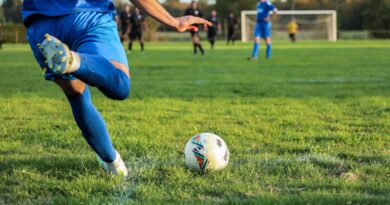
[37,33,80,74]
[96,151,129,177]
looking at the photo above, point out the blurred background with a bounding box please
[0,0,389,43]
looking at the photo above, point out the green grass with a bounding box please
[0,40,389,204]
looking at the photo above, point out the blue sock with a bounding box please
[252,43,259,58]
[66,87,117,163]
[266,43,272,59]
[73,54,130,100]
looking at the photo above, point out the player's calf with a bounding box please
[55,79,86,96]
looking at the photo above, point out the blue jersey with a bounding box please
[22,0,115,22]
[256,1,276,23]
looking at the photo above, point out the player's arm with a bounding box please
[264,6,278,22]
[270,6,278,18]
[129,0,211,32]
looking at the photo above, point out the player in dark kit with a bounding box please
[207,10,219,49]
[185,1,205,55]
[227,12,238,45]
[119,5,132,43]
[128,8,146,52]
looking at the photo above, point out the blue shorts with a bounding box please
[254,22,272,39]
[26,12,128,81]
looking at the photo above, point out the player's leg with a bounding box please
[208,34,213,49]
[264,37,271,59]
[26,15,128,176]
[191,33,198,54]
[138,32,144,52]
[55,79,115,161]
[249,24,261,60]
[231,30,236,45]
[128,32,134,51]
[210,33,216,49]
[54,79,128,176]
[265,23,272,59]
[250,37,260,60]
[194,34,205,55]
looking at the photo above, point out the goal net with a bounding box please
[241,10,337,42]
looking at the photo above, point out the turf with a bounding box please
[0,40,389,204]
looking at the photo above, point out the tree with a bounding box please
[361,0,390,38]
[2,0,22,23]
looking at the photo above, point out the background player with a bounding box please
[227,12,238,45]
[185,1,205,55]
[22,0,211,176]
[119,4,132,43]
[128,8,147,52]
[207,10,219,49]
[288,19,299,42]
[248,0,278,60]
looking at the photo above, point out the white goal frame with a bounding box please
[241,10,337,42]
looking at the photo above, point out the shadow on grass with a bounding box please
[0,155,98,179]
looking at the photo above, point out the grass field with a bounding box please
[0,40,389,204]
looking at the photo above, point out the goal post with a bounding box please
[241,10,337,42]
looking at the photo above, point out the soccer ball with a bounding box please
[184,133,229,172]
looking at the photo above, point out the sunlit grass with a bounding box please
[0,41,389,204]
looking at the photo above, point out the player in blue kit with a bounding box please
[22,0,211,177]
[248,0,278,61]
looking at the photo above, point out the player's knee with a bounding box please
[111,60,130,77]
[108,61,131,100]
[55,79,86,96]
[115,84,130,100]
[105,79,130,100]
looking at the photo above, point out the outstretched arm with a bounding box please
[129,0,211,32]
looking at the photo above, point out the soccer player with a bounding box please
[287,19,299,42]
[207,10,219,49]
[119,4,132,43]
[227,12,238,45]
[185,1,205,55]
[248,0,278,60]
[128,8,146,52]
[22,0,211,176]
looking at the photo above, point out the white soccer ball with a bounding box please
[184,133,229,172]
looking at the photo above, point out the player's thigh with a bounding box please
[129,32,136,41]
[75,13,129,70]
[192,34,200,43]
[254,23,262,38]
[265,23,272,38]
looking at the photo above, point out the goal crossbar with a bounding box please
[241,10,337,42]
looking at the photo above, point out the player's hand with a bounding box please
[174,16,212,32]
